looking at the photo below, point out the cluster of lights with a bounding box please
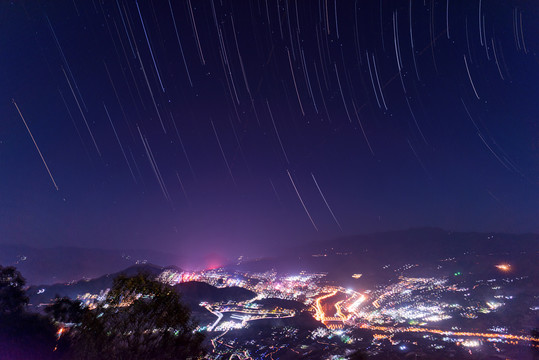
[353,277,456,325]
[159,269,328,303]
[158,269,247,288]
[214,320,244,332]
[495,264,511,272]
[361,324,539,342]
[170,264,534,358]
[76,290,108,309]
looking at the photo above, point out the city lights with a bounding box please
[495,264,511,272]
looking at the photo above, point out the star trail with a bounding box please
[1,0,538,264]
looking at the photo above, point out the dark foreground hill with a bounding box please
[174,281,255,307]
[252,297,306,311]
[27,263,174,306]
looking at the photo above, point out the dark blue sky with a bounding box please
[1,1,537,266]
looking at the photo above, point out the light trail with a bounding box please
[347,294,366,313]
[313,290,338,322]
[205,305,223,332]
[211,120,236,185]
[135,0,165,92]
[311,173,343,231]
[12,99,59,191]
[168,0,193,87]
[61,67,101,156]
[267,99,290,164]
[286,170,318,231]
[103,103,137,183]
[495,264,511,272]
[334,300,347,321]
[210,328,229,350]
[463,54,480,99]
[286,47,305,116]
[360,324,539,343]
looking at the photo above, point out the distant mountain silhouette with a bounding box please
[308,227,538,261]
[0,244,180,285]
[230,228,538,284]
[7,228,536,285]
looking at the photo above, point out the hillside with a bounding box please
[174,281,255,307]
[27,263,173,306]
[26,265,256,312]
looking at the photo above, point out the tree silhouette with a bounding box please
[0,265,57,359]
[0,265,28,314]
[52,272,205,360]
[45,296,85,325]
[347,349,368,360]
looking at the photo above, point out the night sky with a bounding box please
[1,1,538,266]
